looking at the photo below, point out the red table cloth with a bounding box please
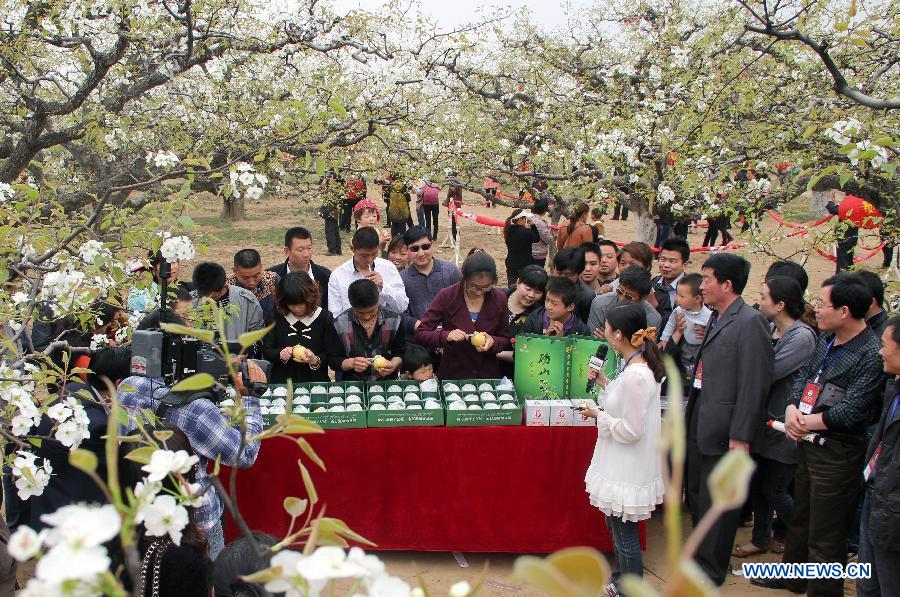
[225,425,646,553]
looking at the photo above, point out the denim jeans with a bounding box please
[750,456,797,548]
[856,494,900,597]
[207,519,226,561]
[605,514,643,586]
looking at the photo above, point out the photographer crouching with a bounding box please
[118,356,266,561]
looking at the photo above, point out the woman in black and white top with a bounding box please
[263,272,335,383]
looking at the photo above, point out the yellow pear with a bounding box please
[292,345,308,361]
[470,332,487,348]
[372,355,389,370]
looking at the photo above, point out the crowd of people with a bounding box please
[3,183,898,597]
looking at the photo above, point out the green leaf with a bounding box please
[160,323,215,344]
[283,496,308,518]
[802,124,816,140]
[838,172,853,188]
[237,324,274,350]
[177,215,195,228]
[171,373,216,393]
[153,430,174,443]
[278,415,324,435]
[315,157,325,176]
[28,438,42,448]
[70,449,98,474]
[708,449,755,509]
[123,446,156,465]
[298,459,318,505]
[329,100,347,116]
[297,438,326,471]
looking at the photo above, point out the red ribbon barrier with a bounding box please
[814,241,888,264]
[766,210,835,229]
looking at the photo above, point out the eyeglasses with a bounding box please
[408,243,432,253]
[466,282,493,294]
[616,287,639,302]
[814,301,836,310]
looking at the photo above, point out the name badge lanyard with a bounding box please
[618,347,645,376]
[800,337,844,415]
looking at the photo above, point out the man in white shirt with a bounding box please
[328,227,409,318]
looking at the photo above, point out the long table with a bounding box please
[225,425,647,553]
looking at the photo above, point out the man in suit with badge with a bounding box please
[685,253,774,586]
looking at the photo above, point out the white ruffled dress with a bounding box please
[585,363,665,522]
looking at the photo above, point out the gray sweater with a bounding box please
[191,285,265,343]
[751,320,817,463]
[586,291,662,337]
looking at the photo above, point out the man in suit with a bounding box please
[685,253,774,585]
[268,227,331,313]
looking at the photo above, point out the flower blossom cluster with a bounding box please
[47,396,91,449]
[656,184,676,204]
[160,235,196,263]
[824,118,862,145]
[9,504,121,595]
[78,240,111,265]
[11,450,52,500]
[229,162,269,201]
[147,150,181,169]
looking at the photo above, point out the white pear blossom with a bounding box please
[245,185,264,201]
[7,526,42,562]
[78,240,110,264]
[142,449,200,482]
[11,291,29,304]
[90,333,110,351]
[12,451,52,500]
[367,575,412,597]
[147,150,180,169]
[238,171,256,186]
[657,184,676,204]
[159,235,195,263]
[0,181,14,202]
[142,495,190,544]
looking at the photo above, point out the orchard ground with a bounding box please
[17,190,884,593]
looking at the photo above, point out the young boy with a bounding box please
[657,272,711,377]
[522,277,590,337]
[402,343,434,381]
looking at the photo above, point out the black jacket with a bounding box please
[504,225,541,283]
[521,308,590,337]
[267,260,332,313]
[650,276,674,338]
[864,379,900,549]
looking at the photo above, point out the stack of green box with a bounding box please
[442,379,522,426]
[513,334,620,401]
[261,382,367,429]
[366,380,444,427]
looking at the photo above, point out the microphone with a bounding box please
[586,344,610,393]
[767,419,827,446]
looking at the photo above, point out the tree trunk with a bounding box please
[809,190,830,218]
[222,195,246,220]
[634,212,656,245]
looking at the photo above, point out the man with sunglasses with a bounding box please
[400,226,461,323]
[587,265,662,339]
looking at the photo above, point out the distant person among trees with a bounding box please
[503,209,542,287]
[556,201,593,250]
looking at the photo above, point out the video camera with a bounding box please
[128,260,269,406]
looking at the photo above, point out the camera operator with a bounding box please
[117,347,266,561]
[191,262,265,344]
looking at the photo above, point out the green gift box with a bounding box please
[366,380,444,427]
[513,334,619,401]
[442,379,522,427]
[263,382,366,429]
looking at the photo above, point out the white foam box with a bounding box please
[549,399,574,426]
[525,399,551,426]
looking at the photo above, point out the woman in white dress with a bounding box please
[584,302,665,595]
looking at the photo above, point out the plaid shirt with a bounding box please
[328,307,405,381]
[789,327,886,439]
[117,376,263,531]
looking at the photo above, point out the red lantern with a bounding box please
[838,195,882,229]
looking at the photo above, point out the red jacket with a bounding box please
[415,283,512,380]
